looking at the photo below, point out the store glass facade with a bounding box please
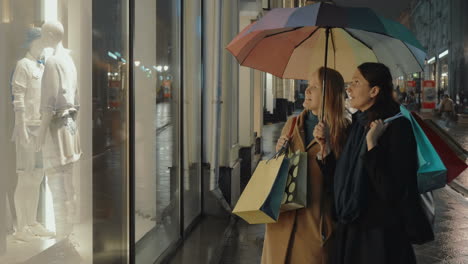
[0,0,130,263]
[0,0,203,263]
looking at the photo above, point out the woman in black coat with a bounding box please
[313,62,420,264]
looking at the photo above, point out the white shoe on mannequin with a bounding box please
[13,229,36,242]
[28,222,55,237]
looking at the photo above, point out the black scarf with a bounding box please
[334,110,369,224]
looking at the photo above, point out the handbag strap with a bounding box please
[268,116,298,162]
[287,116,298,139]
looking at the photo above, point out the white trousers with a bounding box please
[14,133,44,232]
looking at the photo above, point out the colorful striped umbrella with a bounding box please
[227,2,426,117]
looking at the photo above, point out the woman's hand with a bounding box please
[276,135,290,152]
[313,122,330,156]
[366,119,389,150]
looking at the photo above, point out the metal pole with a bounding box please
[320,27,330,121]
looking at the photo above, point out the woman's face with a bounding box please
[346,69,377,111]
[303,71,322,113]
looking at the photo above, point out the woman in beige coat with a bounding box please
[261,67,349,264]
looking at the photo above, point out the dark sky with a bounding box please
[333,0,412,19]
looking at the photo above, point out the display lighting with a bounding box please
[438,50,448,59]
[108,51,118,60]
[163,65,169,71]
[1,0,12,23]
[134,60,141,67]
[43,0,58,21]
[427,57,435,64]
[441,72,448,77]
[156,65,163,72]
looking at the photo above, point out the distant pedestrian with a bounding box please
[438,89,445,103]
[458,90,465,107]
[401,90,407,104]
[440,94,455,126]
[406,91,417,111]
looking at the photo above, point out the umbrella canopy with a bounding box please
[227,2,426,82]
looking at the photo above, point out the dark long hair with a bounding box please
[357,63,400,124]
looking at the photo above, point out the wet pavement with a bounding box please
[219,116,468,264]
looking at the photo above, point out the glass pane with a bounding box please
[135,0,181,262]
[183,0,202,230]
[92,0,130,263]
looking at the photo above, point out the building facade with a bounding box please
[399,0,468,101]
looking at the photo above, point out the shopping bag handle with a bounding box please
[287,116,297,139]
[268,116,297,162]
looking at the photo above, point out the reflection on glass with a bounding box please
[92,0,129,263]
[135,0,181,262]
[183,0,202,230]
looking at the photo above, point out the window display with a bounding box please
[0,1,97,263]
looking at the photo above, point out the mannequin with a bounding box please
[36,21,82,239]
[11,28,55,242]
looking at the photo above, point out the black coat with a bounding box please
[319,117,419,264]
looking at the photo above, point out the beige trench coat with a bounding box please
[261,110,335,264]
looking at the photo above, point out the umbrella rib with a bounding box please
[240,27,303,69]
[399,40,425,72]
[265,27,302,38]
[294,27,321,49]
[280,27,322,78]
[344,28,424,73]
[330,28,336,69]
[342,28,373,50]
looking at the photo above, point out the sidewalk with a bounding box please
[219,117,468,264]
[220,187,468,264]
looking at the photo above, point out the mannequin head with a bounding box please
[23,28,41,49]
[23,28,45,58]
[41,21,64,48]
[29,38,46,58]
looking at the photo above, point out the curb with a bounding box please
[448,180,468,197]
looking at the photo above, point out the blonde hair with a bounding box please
[317,67,348,157]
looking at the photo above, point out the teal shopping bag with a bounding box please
[400,105,447,193]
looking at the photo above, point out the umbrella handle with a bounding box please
[320,28,331,159]
[320,27,331,122]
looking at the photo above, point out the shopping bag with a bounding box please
[411,112,467,183]
[233,116,303,223]
[400,105,447,193]
[232,155,290,224]
[280,150,308,212]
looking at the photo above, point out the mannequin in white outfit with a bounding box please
[36,21,82,239]
[11,28,55,242]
